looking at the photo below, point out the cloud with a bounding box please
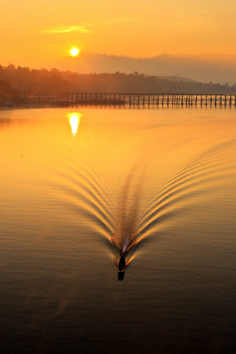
[40,17,143,35]
[41,25,92,34]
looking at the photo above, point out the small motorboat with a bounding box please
[118,256,126,281]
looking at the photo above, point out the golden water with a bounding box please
[1,107,236,353]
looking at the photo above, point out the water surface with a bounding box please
[1,106,236,353]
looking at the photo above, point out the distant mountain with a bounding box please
[51,52,236,85]
[175,53,236,64]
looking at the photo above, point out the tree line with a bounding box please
[1,64,236,103]
[0,79,24,105]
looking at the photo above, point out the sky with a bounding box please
[1,0,236,67]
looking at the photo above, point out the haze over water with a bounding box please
[1,106,236,353]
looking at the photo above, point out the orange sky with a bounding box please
[1,0,236,67]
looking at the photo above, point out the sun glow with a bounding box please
[70,48,79,56]
[67,112,81,137]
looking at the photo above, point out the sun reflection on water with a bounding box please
[67,112,81,137]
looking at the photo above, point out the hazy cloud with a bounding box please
[40,17,144,35]
[41,25,92,34]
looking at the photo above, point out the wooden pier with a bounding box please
[19,92,236,107]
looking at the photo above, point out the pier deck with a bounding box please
[19,92,236,107]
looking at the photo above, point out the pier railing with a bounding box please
[19,92,236,107]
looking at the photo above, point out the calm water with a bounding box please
[1,106,236,353]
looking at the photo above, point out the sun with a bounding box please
[70,48,79,56]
